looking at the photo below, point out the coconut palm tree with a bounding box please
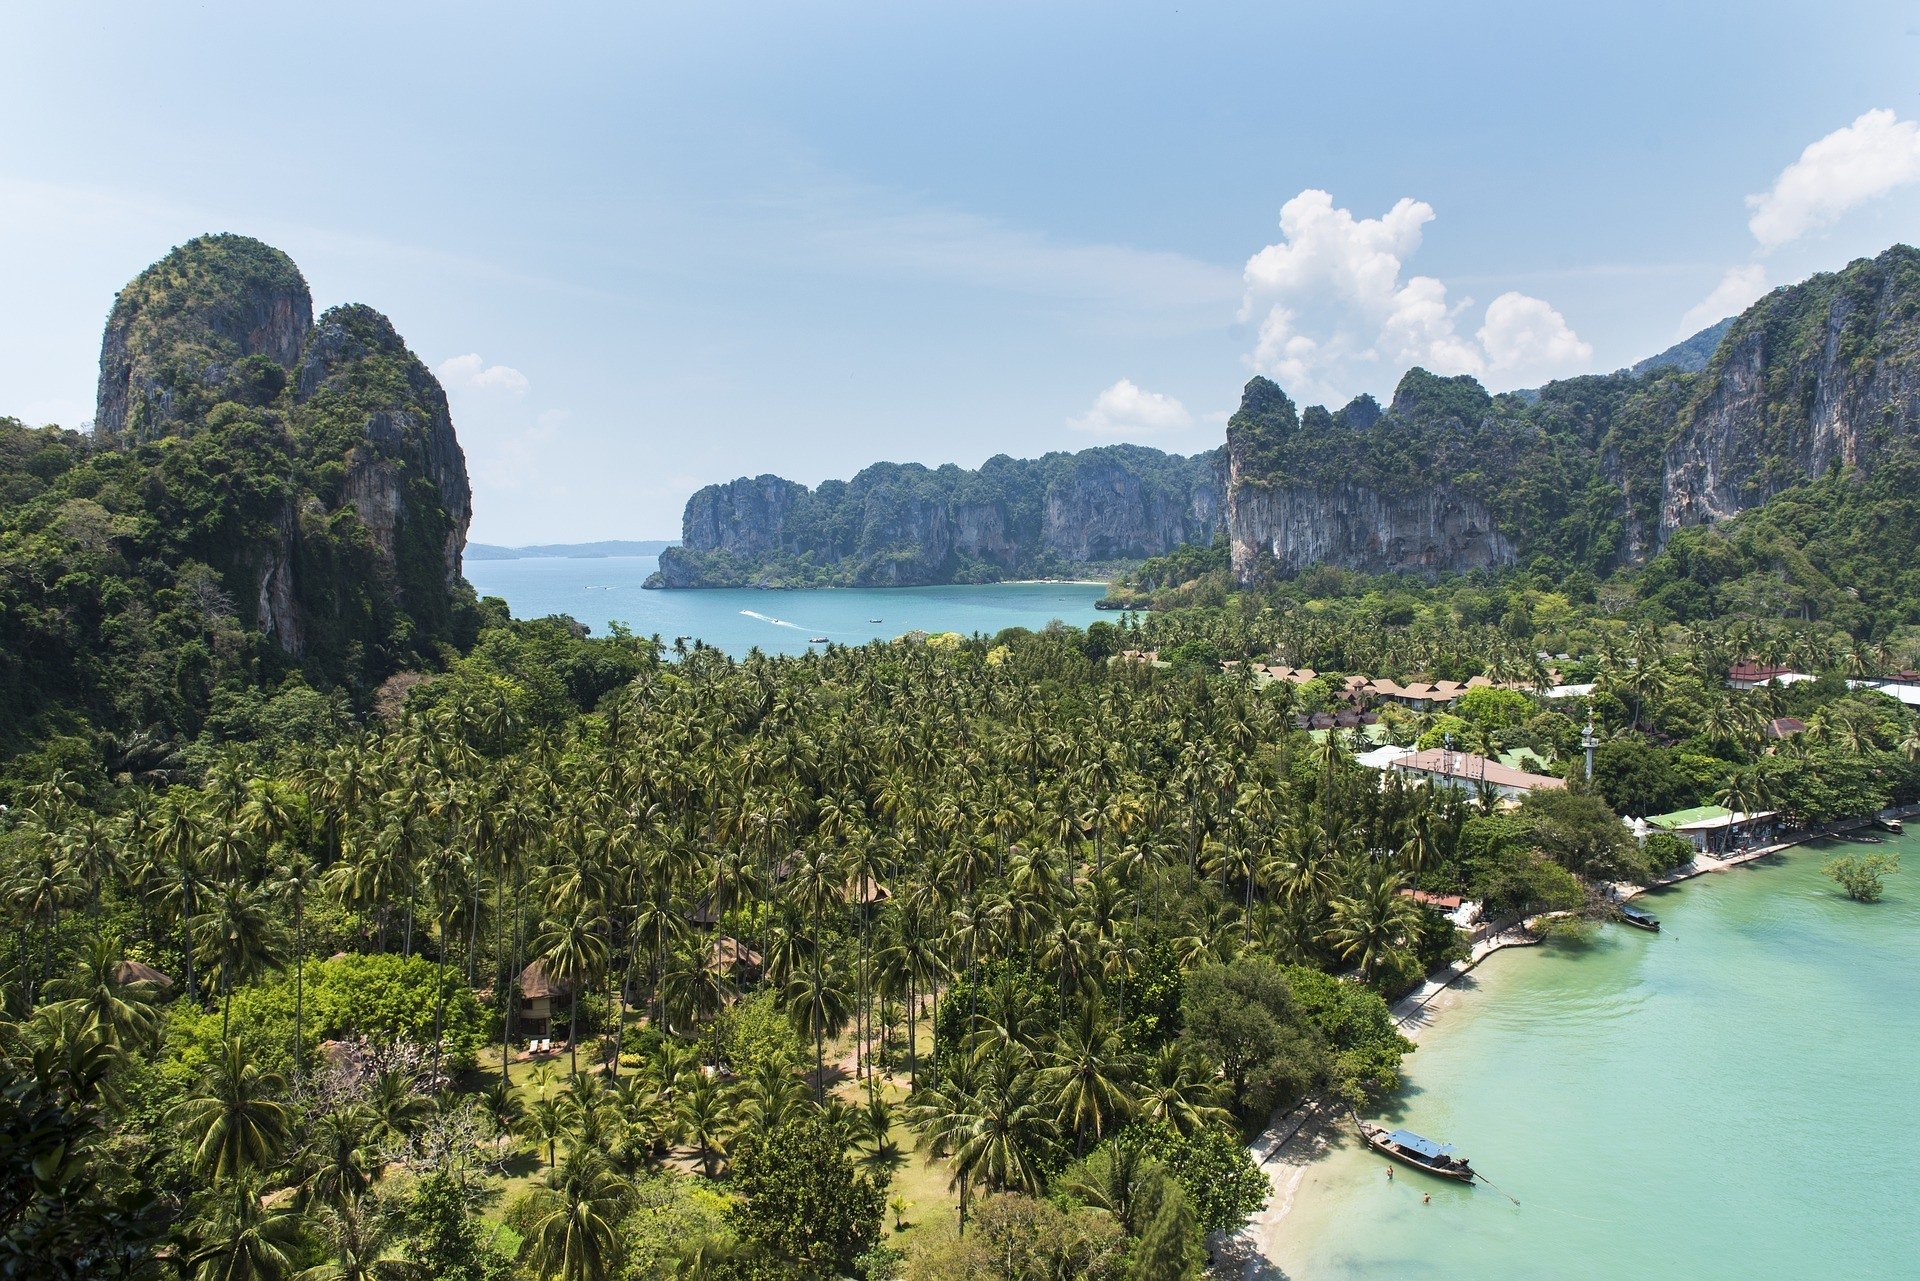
[536,909,610,1076]
[171,1039,291,1186]
[1327,869,1419,985]
[1037,1000,1135,1156]
[43,935,162,1051]
[524,1148,633,1281]
[187,1178,303,1281]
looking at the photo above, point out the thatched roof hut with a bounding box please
[846,874,892,907]
[110,960,173,989]
[706,935,763,974]
[516,959,573,1000]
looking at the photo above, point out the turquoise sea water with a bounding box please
[463,554,1108,656]
[1266,832,1919,1280]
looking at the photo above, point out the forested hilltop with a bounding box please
[0,234,478,766]
[664,244,1920,590]
[651,445,1222,588]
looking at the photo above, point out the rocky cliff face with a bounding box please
[1227,478,1514,580]
[1220,245,1920,583]
[1222,376,1516,580]
[294,304,473,601]
[95,233,313,443]
[90,236,472,662]
[655,245,1920,591]
[655,446,1222,587]
[680,475,808,559]
[1658,247,1920,538]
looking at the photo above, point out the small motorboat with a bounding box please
[1357,1121,1476,1183]
[1620,905,1660,932]
[809,636,829,643]
[1875,816,1904,835]
[869,618,883,623]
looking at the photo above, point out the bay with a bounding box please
[464,554,1110,656]
[1263,832,1919,1280]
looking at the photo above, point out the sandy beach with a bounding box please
[1217,804,1919,1278]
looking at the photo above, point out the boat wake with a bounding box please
[739,609,806,632]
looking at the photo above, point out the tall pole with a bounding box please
[1582,713,1597,784]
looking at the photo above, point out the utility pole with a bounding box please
[1582,712,1597,784]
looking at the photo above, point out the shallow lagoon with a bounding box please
[1265,833,1920,1280]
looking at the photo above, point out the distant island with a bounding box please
[652,245,1920,595]
[468,539,677,560]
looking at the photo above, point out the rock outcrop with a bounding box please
[654,446,1223,587]
[95,233,313,444]
[89,235,472,661]
[653,244,1920,590]
[1658,247,1920,536]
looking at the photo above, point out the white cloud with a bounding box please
[1677,264,1768,337]
[1477,292,1593,373]
[1068,378,1195,435]
[1747,109,1920,250]
[1239,190,1591,400]
[437,353,530,395]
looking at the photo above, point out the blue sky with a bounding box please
[3,2,1918,542]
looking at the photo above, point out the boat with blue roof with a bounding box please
[1358,1120,1477,1182]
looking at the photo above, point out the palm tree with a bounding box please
[301,1105,380,1213]
[1327,869,1419,984]
[522,1094,568,1171]
[524,1148,633,1281]
[293,1200,420,1281]
[782,956,854,1101]
[536,910,610,1076]
[43,935,162,1050]
[193,880,284,1040]
[187,1179,303,1281]
[1135,1043,1231,1137]
[675,1070,732,1178]
[171,1039,291,1185]
[1036,1001,1134,1156]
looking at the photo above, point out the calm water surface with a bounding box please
[1268,832,1919,1280]
[464,554,1108,656]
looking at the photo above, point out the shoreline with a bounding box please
[1220,803,1919,1277]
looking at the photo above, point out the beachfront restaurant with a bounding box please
[1642,804,1776,853]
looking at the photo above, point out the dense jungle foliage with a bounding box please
[6,568,1916,1279]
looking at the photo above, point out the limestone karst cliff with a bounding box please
[655,244,1920,591]
[652,446,1223,587]
[84,233,473,664]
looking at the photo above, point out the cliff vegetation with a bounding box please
[0,235,477,757]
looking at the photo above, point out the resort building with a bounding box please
[1640,804,1777,853]
[1388,748,1565,801]
[1765,716,1807,739]
[1725,662,1815,690]
[1847,676,1920,708]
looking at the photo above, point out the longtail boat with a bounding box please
[1358,1121,1476,1183]
[1620,905,1661,932]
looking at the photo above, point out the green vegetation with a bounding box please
[653,444,1219,588]
[4,236,1919,1281]
[1824,852,1901,903]
[0,234,478,762]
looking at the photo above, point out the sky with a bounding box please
[3,2,1918,544]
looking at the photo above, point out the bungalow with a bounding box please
[706,935,763,982]
[515,959,573,1036]
[1390,748,1565,801]
[110,960,174,991]
[1642,804,1776,853]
